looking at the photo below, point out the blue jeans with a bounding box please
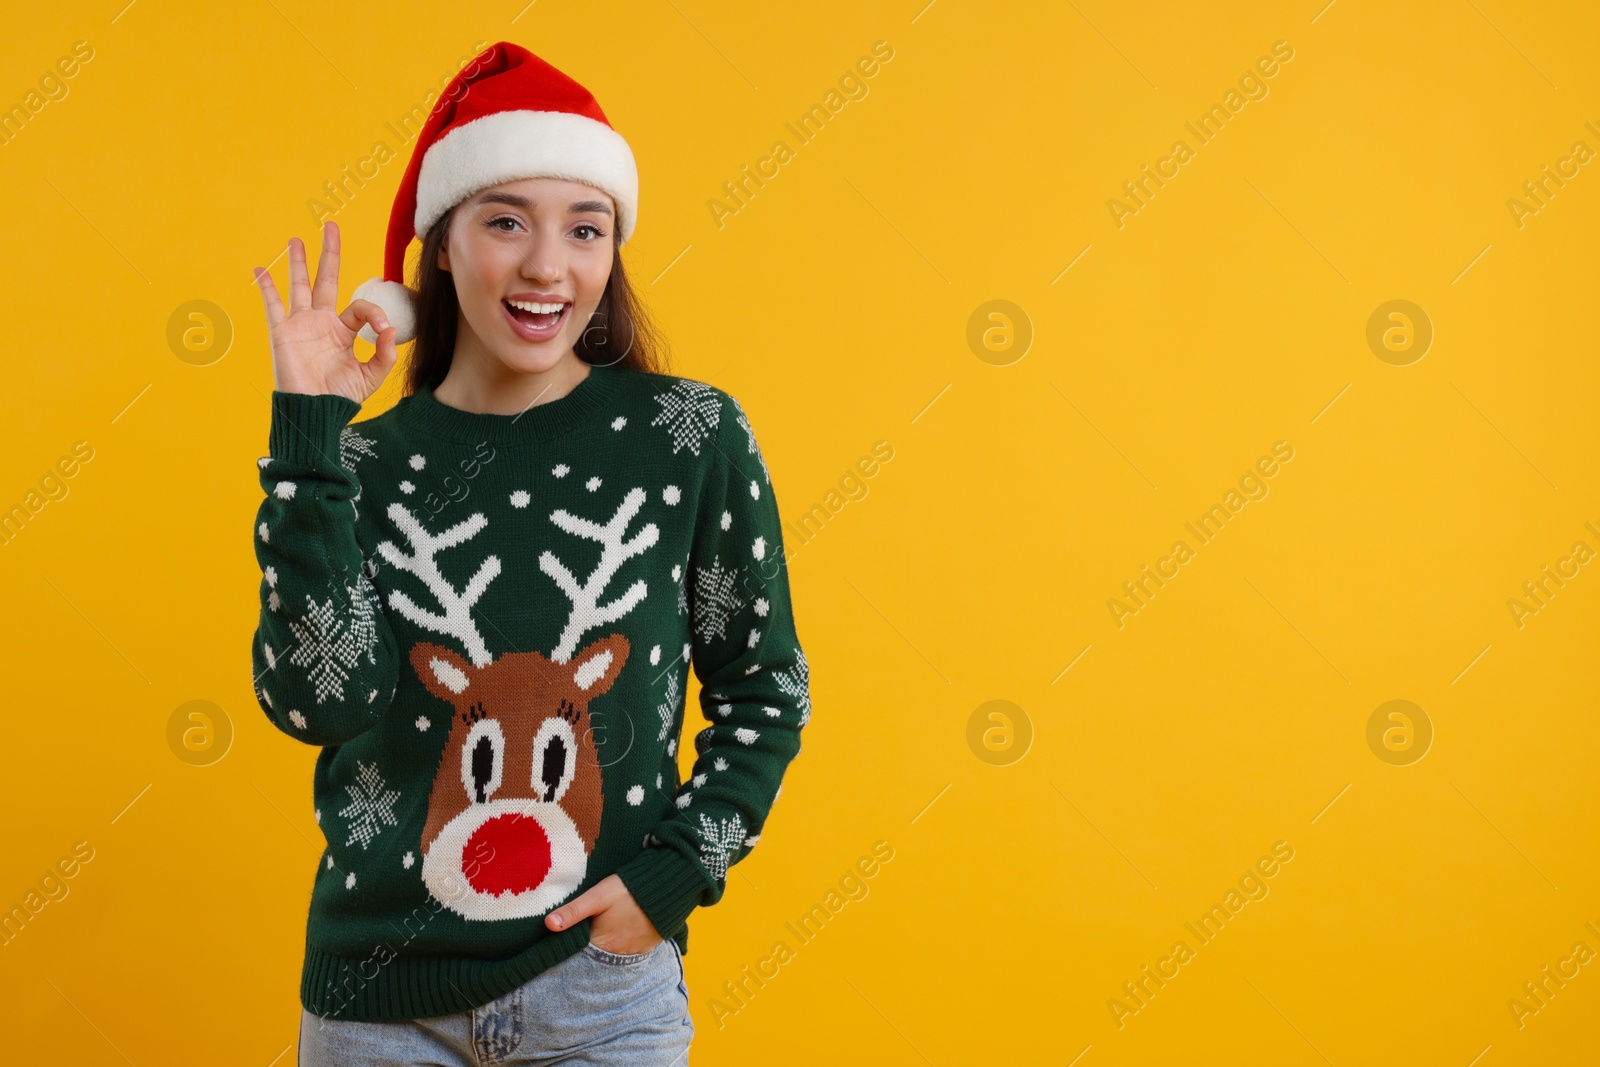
[298,939,693,1066]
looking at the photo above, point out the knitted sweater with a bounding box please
[249,361,809,1021]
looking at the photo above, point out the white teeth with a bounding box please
[506,298,567,314]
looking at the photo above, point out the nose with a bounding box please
[464,812,553,896]
[519,230,565,283]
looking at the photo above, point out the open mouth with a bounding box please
[502,299,571,338]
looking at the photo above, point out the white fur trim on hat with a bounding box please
[414,110,639,244]
[352,277,418,345]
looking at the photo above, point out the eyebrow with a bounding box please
[474,190,613,216]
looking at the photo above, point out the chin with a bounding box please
[495,343,574,373]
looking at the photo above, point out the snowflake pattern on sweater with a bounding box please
[339,427,379,473]
[778,646,812,728]
[694,812,745,881]
[250,365,808,1022]
[733,404,771,486]
[691,555,744,642]
[649,379,721,456]
[657,671,682,742]
[339,760,401,849]
[283,580,382,705]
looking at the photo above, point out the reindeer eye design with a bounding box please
[460,717,506,804]
[530,716,579,804]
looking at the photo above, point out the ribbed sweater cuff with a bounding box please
[616,847,715,942]
[269,390,362,472]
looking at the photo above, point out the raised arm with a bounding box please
[247,221,402,745]
[250,392,399,745]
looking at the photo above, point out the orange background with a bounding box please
[0,1,1596,1063]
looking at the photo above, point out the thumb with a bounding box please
[546,887,603,932]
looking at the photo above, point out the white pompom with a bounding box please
[351,277,418,345]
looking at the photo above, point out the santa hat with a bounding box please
[353,42,638,344]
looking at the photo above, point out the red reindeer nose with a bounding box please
[464,813,552,896]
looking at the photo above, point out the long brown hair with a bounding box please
[400,205,669,395]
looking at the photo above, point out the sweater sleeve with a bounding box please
[249,390,399,746]
[615,391,810,938]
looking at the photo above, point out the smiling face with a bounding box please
[437,176,616,375]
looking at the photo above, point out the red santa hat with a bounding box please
[353,41,638,344]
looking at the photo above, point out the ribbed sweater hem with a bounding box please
[299,916,691,1021]
[269,390,361,471]
[301,923,590,1022]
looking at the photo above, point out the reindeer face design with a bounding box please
[409,634,627,921]
[376,487,660,922]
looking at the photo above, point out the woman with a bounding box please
[249,42,808,1066]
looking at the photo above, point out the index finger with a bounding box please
[312,220,340,311]
[253,266,287,328]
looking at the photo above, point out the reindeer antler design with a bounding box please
[539,487,660,663]
[376,504,501,667]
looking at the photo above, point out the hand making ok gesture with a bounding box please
[253,220,399,403]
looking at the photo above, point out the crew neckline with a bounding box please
[400,361,627,445]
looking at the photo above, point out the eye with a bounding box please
[572,223,606,241]
[531,716,578,803]
[460,717,505,803]
[486,215,521,233]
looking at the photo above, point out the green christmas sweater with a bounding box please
[248,361,809,1021]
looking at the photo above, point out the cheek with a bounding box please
[453,235,517,292]
[574,254,613,305]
